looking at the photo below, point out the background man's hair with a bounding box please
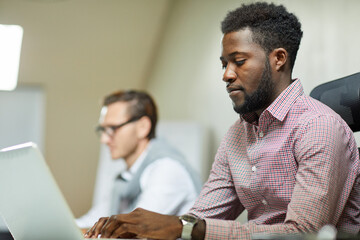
[103,90,157,139]
[221,2,303,69]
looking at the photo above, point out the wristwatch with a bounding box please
[179,214,198,240]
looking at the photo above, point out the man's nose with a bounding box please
[222,64,236,83]
[100,132,111,144]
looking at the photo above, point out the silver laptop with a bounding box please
[0,142,133,240]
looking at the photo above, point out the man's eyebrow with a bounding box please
[220,51,247,61]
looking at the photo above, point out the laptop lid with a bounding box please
[0,142,84,240]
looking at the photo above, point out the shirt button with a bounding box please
[259,131,264,138]
[262,199,268,205]
[251,166,257,172]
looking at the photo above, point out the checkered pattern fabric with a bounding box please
[189,80,360,240]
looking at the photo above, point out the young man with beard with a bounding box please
[85,2,360,239]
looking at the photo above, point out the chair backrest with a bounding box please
[310,72,360,132]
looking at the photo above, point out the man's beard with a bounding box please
[233,58,274,115]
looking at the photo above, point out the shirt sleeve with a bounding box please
[198,115,359,239]
[75,201,109,229]
[135,158,198,215]
[189,132,245,220]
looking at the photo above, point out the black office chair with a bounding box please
[310,72,360,133]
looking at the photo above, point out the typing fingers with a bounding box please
[84,217,109,238]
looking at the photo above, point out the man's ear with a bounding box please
[135,116,152,139]
[271,48,288,71]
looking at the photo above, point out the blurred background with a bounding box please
[0,0,359,219]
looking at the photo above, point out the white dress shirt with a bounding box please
[76,143,199,229]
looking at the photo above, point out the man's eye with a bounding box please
[222,63,227,69]
[235,60,245,66]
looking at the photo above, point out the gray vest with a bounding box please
[110,138,202,215]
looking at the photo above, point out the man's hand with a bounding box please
[84,216,109,238]
[84,208,182,239]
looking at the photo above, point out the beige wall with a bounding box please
[1,0,359,218]
[0,0,172,216]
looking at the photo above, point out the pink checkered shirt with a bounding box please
[189,79,360,239]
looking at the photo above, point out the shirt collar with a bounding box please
[266,79,303,122]
[120,139,153,181]
[241,79,304,123]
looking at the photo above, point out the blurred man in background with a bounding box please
[76,90,201,229]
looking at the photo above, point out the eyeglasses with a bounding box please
[95,116,142,137]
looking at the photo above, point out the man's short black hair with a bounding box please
[221,2,303,69]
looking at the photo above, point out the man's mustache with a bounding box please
[226,84,245,93]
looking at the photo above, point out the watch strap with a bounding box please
[179,214,198,240]
[181,222,193,239]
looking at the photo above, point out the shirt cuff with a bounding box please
[204,218,251,240]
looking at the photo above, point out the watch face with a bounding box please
[180,214,198,223]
